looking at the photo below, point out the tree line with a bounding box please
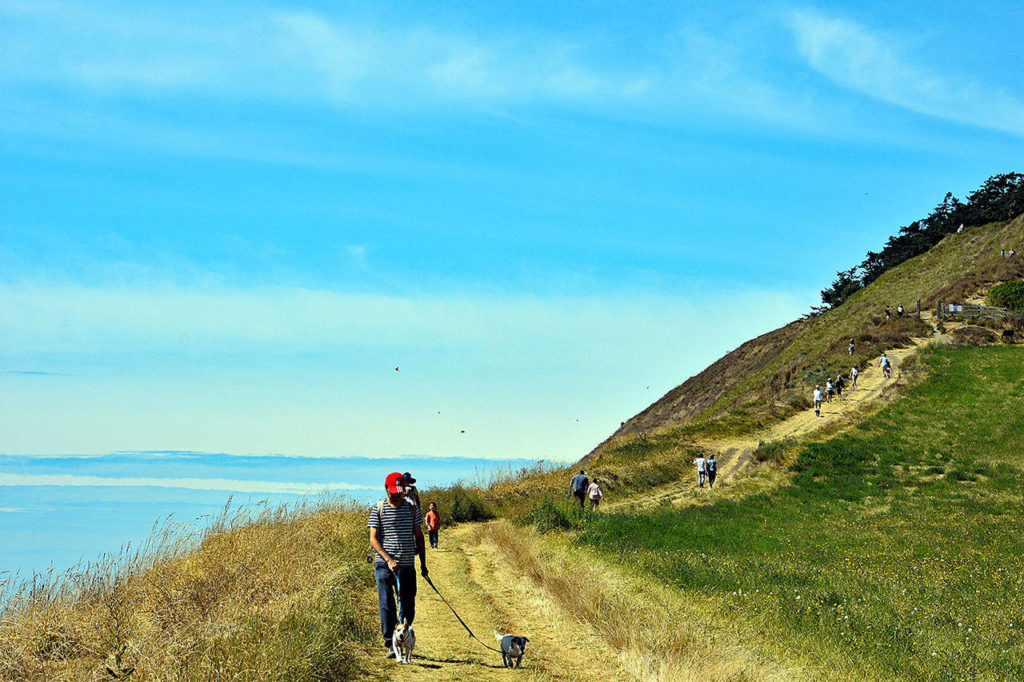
[813,172,1024,314]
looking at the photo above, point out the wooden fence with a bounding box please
[936,301,1020,321]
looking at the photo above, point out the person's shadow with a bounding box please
[411,653,504,669]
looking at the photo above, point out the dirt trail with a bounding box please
[607,336,933,511]
[363,523,622,680]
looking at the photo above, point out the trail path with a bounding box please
[361,523,626,681]
[607,336,932,511]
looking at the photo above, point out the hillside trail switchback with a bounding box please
[608,332,936,512]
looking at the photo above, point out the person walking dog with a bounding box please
[569,470,589,508]
[368,472,428,659]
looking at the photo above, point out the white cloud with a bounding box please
[0,472,374,494]
[788,9,1024,136]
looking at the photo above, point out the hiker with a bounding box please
[825,378,835,403]
[587,478,604,510]
[569,470,589,508]
[885,306,892,321]
[424,501,440,549]
[706,453,718,488]
[851,366,859,389]
[813,385,823,417]
[848,338,855,356]
[1011,248,1017,258]
[403,472,420,507]
[957,223,964,233]
[880,353,892,379]
[694,452,708,488]
[897,304,905,318]
[368,472,428,659]
[834,374,845,401]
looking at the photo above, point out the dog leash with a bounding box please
[423,575,503,654]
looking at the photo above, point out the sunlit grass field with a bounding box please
[567,344,1024,679]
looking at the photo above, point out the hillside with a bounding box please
[583,214,1024,462]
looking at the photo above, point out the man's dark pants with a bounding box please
[573,491,586,508]
[374,563,417,645]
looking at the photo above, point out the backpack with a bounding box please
[366,500,386,564]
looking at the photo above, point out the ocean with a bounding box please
[0,452,548,580]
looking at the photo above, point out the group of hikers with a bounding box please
[813,352,890,417]
[568,470,605,508]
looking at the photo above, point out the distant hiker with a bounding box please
[880,353,892,379]
[897,304,905,318]
[368,472,428,659]
[813,386,823,417]
[851,366,859,389]
[848,338,855,356]
[587,479,604,510]
[1011,248,1017,258]
[694,453,708,487]
[706,453,718,489]
[424,501,440,549]
[885,306,892,321]
[957,223,964,233]
[569,470,589,508]
[825,378,835,403]
[403,472,420,508]
[1002,249,1006,258]
[834,374,845,401]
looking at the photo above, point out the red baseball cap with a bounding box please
[385,472,406,494]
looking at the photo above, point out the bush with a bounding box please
[426,484,494,525]
[986,280,1024,312]
[528,497,587,534]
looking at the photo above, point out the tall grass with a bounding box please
[0,496,379,681]
[559,345,1024,679]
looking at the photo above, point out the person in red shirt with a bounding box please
[424,501,441,549]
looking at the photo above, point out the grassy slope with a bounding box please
[574,344,1024,680]
[591,216,1024,457]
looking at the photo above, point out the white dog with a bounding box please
[494,630,529,668]
[392,620,415,664]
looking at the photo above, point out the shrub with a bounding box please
[528,497,587,533]
[986,280,1024,312]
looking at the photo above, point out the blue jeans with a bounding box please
[428,529,439,548]
[374,563,417,645]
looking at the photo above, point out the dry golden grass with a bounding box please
[469,519,804,681]
[0,499,379,681]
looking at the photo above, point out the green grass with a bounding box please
[558,345,1024,679]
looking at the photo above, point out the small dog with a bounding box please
[493,630,529,668]
[392,620,415,664]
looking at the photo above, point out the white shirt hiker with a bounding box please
[694,456,707,472]
[587,482,603,500]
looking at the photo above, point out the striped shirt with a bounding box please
[367,499,423,567]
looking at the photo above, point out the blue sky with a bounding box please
[2,0,1022,460]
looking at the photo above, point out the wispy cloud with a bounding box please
[0,282,802,358]
[787,9,1024,136]
[2,370,72,376]
[0,3,644,110]
[0,1,868,141]
[0,472,375,494]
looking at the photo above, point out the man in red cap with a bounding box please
[368,472,428,658]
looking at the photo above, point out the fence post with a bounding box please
[917,299,921,317]
[937,300,942,319]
